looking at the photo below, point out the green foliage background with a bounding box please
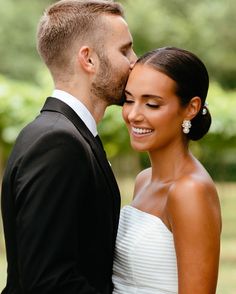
[0,0,236,293]
[0,0,236,180]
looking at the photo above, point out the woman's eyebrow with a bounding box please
[125,90,163,100]
[141,94,163,100]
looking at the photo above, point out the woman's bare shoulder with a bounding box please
[133,168,151,198]
[166,171,221,232]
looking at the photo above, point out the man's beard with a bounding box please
[91,54,129,106]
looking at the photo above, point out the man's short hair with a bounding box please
[37,0,124,71]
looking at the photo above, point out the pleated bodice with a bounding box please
[112,205,178,294]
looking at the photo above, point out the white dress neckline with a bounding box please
[112,204,178,294]
[124,205,172,233]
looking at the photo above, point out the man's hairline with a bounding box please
[85,13,126,52]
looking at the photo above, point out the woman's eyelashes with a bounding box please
[146,103,160,108]
[124,97,134,104]
[124,98,160,108]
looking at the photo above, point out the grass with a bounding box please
[0,181,236,293]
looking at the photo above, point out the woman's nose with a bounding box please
[127,105,144,122]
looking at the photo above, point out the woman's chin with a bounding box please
[131,142,148,152]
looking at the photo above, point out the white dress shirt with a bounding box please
[51,89,98,137]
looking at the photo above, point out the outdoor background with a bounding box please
[0,0,236,293]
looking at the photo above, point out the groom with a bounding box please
[1,1,136,293]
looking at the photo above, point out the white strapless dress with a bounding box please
[112,205,178,294]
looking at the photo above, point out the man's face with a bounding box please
[91,15,137,105]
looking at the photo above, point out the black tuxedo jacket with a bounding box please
[1,97,121,294]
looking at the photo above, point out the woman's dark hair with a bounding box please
[137,47,211,141]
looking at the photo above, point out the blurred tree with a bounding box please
[0,0,235,180]
[0,72,52,173]
[0,0,236,88]
[121,0,236,89]
[197,83,236,180]
[0,0,55,83]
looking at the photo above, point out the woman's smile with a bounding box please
[131,126,154,136]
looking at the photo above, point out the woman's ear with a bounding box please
[185,96,202,120]
[77,46,96,73]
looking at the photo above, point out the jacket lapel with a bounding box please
[40,97,120,209]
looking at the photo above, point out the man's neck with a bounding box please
[54,85,107,124]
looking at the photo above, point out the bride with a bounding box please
[112,47,221,294]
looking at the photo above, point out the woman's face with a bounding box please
[122,63,187,153]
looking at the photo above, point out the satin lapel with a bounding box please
[41,97,120,207]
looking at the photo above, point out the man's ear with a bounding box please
[184,96,202,120]
[78,46,96,73]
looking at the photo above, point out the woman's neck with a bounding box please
[148,141,194,183]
